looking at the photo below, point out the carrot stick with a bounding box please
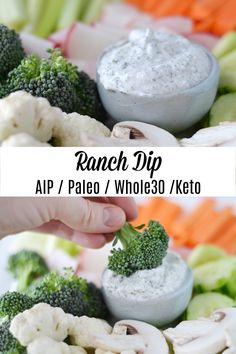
[211,0,236,35]
[194,18,215,32]
[153,202,182,234]
[153,0,193,17]
[133,197,165,226]
[190,0,227,21]
[215,221,236,254]
[171,199,215,240]
[142,0,160,13]
[192,207,234,244]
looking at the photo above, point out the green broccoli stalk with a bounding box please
[26,268,108,319]
[8,250,49,293]
[0,24,25,81]
[108,221,169,277]
[2,48,106,120]
[0,321,25,354]
[0,292,34,321]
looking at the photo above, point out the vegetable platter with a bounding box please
[0,2,235,146]
[0,197,236,353]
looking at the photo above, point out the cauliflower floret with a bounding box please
[28,337,87,354]
[10,303,71,346]
[0,91,62,143]
[95,350,116,354]
[69,316,112,348]
[52,112,110,147]
[1,133,51,146]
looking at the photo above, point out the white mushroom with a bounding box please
[222,349,236,354]
[225,327,236,353]
[164,308,236,354]
[180,122,236,147]
[113,320,169,354]
[93,319,168,353]
[80,121,179,147]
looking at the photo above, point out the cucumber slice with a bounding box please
[187,292,235,320]
[219,49,236,71]
[209,93,236,126]
[219,71,236,93]
[188,244,226,269]
[213,32,236,59]
[193,257,236,292]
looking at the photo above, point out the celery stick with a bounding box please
[33,0,65,38]
[82,0,107,23]
[27,0,47,33]
[0,0,27,30]
[57,0,85,30]
[79,0,89,20]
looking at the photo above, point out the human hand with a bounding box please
[0,197,137,248]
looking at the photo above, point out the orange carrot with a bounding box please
[142,0,160,13]
[153,0,193,17]
[211,0,236,35]
[190,0,227,21]
[133,198,165,226]
[171,199,215,240]
[191,207,235,244]
[152,201,182,234]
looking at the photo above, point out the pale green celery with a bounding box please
[0,0,27,30]
[78,0,89,20]
[57,0,85,30]
[26,0,47,33]
[33,0,65,38]
[82,0,107,23]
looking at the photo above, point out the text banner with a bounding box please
[0,147,235,196]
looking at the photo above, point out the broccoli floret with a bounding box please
[0,25,25,82]
[26,268,108,319]
[0,292,34,320]
[8,250,49,292]
[3,49,105,120]
[0,321,25,354]
[108,220,169,277]
[75,70,105,121]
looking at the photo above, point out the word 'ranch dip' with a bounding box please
[98,29,212,96]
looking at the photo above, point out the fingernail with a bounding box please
[104,207,125,227]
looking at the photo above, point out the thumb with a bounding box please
[0,198,126,239]
[54,197,126,234]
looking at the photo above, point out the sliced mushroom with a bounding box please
[79,121,179,147]
[222,349,236,354]
[112,121,180,147]
[112,320,168,354]
[180,122,236,147]
[225,327,236,353]
[164,308,236,354]
[79,132,154,147]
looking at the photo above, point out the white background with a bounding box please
[0,147,235,196]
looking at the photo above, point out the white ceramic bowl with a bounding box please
[102,265,193,327]
[97,45,219,133]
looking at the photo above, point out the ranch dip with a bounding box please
[102,252,187,301]
[98,29,211,96]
